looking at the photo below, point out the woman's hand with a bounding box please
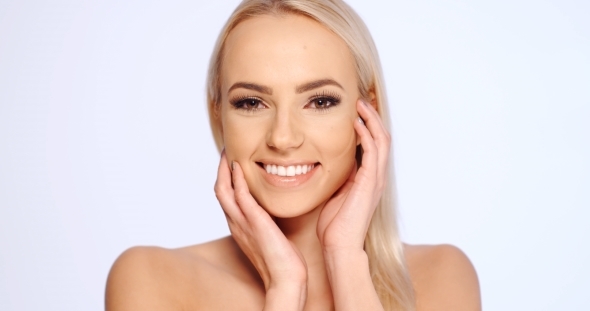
[316,100,389,311]
[317,99,391,255]
[214,152,308,310]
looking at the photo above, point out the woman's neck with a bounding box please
[275,203,324,266]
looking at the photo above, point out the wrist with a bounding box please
[324,248,368,265]
[323,248,369,279]
[323,250,384,311]
[268,279,307,292]
[264,282,307,311]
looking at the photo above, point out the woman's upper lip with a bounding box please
[256,159,319,166]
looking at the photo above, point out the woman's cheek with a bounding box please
[317,120,355,155]
[222,114,265,166]
[308,115,357,188]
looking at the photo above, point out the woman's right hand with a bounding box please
[214,151,308,310]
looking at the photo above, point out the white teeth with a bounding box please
[263,163,316,177]
[286,166,295,176]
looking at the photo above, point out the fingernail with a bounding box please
[231,161,235,171]
[360,99,368,107]
[358,117,365,125]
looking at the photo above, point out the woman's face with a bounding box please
[220,14,360,218]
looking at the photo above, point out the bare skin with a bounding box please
[105,14,481,311]
[105,241,480,310]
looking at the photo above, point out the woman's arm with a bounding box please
[324,249,384,311]
[318,100,481,311]
[263,283,307,311]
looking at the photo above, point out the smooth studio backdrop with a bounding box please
[0,0,588,310]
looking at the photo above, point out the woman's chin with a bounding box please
[256,195,323,219]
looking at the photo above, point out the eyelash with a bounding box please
[229,91,342,113]
[229,96,265,113]
[307,91,342,111]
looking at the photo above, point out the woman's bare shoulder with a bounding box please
[105,236,261,311]
[404,243,481,311]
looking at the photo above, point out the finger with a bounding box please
[357,100,390,190]
[216,149,232,189]
[357,99,390,158]
[214,151,244,221]
[357,100,388,142]
[354,113,378,184]
[231,162,299,265]
[231,161,270,223]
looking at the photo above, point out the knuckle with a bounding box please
[234,195,244,206]
[380,132,391,144]
[366,141,378,153]
[214,180,227,193]
[228,225,241,237]
[214,186,225,199]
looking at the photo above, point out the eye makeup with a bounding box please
[229,95,266,113]
[306,90,342,112]
[228,90,343,113]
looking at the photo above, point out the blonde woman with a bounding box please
[106,1,481,310]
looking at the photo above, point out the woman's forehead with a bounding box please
[221,14,357,92]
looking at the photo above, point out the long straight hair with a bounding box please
[206,1,415,309]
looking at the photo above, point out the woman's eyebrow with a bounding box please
[227,79,343,95]
[228,82,273,95]
[296,79,343,93]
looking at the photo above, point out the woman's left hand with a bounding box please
[316,99,391,255]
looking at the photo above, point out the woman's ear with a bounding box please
[210,101,225,149]
[368,90,378,111]
[213,101,221,120]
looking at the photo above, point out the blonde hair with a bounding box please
[206,0,415,309]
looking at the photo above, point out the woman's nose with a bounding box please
[266,110,304,151]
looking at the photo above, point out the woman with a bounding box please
[105,1,481,310]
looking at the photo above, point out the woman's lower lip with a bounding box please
[258,164,318,188]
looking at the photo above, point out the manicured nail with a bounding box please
[231,161,235,171]
[358,117,365,125]
[360,99,368,107]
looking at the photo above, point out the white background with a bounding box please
[1,0,588,310]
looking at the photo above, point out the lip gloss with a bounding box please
[258,163,319,188]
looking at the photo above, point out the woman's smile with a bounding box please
[256,160,320,188]
[260,162,316,176]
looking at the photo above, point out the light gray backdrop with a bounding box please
[1,0,588,310]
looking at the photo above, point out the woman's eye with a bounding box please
[233,98,265,111]
[307,97,340,110]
